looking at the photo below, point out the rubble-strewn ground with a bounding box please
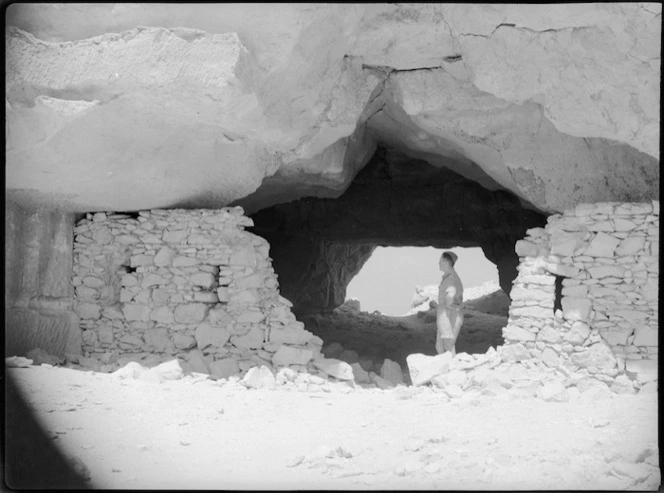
[6,364,659,490]
[5,286,660,490]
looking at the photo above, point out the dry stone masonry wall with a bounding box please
[72,207,323,379]
[502,201,659,386]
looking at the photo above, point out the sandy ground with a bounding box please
[5,364,660,490]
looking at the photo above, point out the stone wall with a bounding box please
[502,201,659,384]
[5,200,81,357]
[72,207,323,378]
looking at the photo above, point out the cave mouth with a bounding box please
[247,145,547,369]
[297,245,509,373]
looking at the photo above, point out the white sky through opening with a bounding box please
[345,246,499,316]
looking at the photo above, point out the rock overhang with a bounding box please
[5,3,660,215]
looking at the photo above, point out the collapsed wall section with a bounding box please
[72,207,323,378]
[502,201,659,384]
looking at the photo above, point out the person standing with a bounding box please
[436,251,464,355]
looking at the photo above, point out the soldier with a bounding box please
[436,251,464,355]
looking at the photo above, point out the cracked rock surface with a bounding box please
[6,4,659,213]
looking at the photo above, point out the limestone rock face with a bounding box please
[5,4,659,214]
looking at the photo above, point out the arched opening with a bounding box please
[247,145,547,372]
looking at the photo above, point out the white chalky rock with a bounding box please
[154,359,184,380]
[150,305,174,324]
[173,333,197,350]
[588,265,625,279]
[123,303,151,321]
[144,328,171,352]
[174,303,209,323]
[632,326,657,347]
[312,358,354,381]
[610,374,637,395]
[502,325,536,342]
[537,381,569,402]
[269,325,313,345]
[242,365,276,389]
[162,230,188,243]
[230,326,264,350]
[615,236,646,256]
[153,246,176,266]
[190,272,215,288]
[195,324,231,350]
[570,340,616,370]
[272,346,313,366]
[380,359,404,386]
[370,372,395,390]
[406,352,453,386]
[561,297,592,322]
[565,321,590,345]
[173,256,199,267]
[583,232,621,257]
[112,361,146,380]
[499,343,532,362]
[275,367,298,385]
[625,359,658,383]
[209,358,240,380]
[185,350,210,374]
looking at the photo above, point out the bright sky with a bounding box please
[345,246,498,316]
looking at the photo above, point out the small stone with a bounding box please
[112,361,146,380]
[541,347,560,368]
[537,381,569,402]
[444,384,464,398]
[338,349,360,364]
[154,360,184,380]
[500,343,531,362]
[242,366,276,389]
[173,334,197,350]
[406,352,453,386]
[366,372,392,390]
[190,272,215,289]
[321,342,345,359]
[174,303,209,323]
[230,326,264,350]
[561,297,592,322]
[312,358,354,381]
[610,374,636,395]
[269,325,313,345]
[195,324,231,350]
[625,359,657,383]
[275,368,298,385]
[209,358,240,380]
[150,306,174,324]
[272,346,313,366]
[565,321,590,345]
[350,363,371,383]
[380,359,404,386]
[153,246,176,266]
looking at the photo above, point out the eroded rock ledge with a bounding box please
[5,4,660,215]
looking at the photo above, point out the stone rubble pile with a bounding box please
[72,207,326,379]
[504,201,658,388]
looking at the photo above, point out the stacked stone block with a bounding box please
[72,207,323,377]
[503,201,658,384]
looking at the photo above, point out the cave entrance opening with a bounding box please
[246,145,548,379]
[301,245,507,375]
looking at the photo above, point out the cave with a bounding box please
[246,146,547,316]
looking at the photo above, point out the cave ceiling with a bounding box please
[5,4,660,214]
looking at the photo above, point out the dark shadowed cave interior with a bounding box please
[244,146,547,366]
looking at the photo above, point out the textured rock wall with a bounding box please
[6,4,660,215]
[5,201,80,357]
[502,201,659,384]
[71,207,323,378]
